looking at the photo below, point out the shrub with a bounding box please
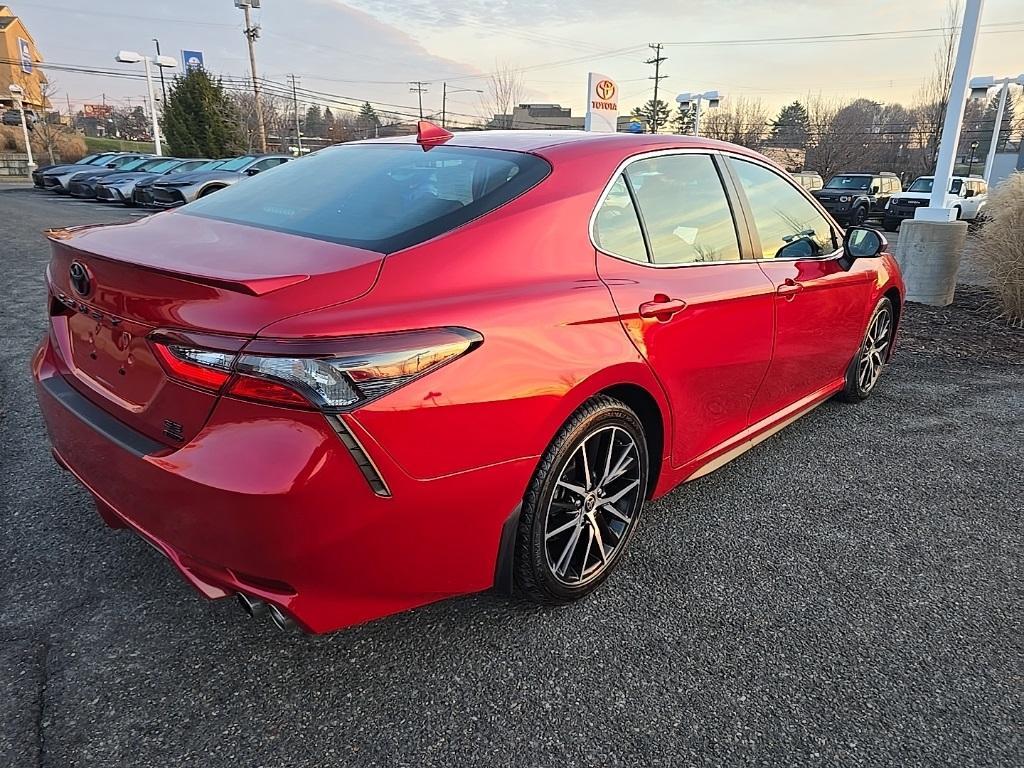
[0,125,87,162]
[971,172,1024,326]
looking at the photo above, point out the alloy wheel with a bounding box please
[857,306,892,393]
[543,426,643,586]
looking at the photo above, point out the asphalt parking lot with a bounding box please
[2,184,1021,768]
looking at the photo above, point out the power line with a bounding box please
[408,81,429,120]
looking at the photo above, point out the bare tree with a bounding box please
[480,62,524,129]
[913,0,962,168]
[698,97,770,150]
[26,74,62,164]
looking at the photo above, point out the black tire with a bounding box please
[882,218,898,232]
[953,206,962,220]
[851,205,869,225]
[515,395,649,604]
[839,296,894,402]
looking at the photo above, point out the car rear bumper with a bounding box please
[32,336,531,634]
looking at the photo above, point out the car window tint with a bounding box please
[731,159,836,259]
[182,144,551,253]
[625,154,739,265]
[593,176,648,263]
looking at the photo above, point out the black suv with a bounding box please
[811,172,901,226]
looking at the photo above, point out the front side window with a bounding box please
[182,144,550,253]
[731,159,836,260]
[624,154,740,265]
[593,176,647,263]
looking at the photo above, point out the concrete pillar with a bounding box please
[894,220,969,306]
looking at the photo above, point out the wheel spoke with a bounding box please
[554,523,583,576]
[578,440,593,490]
[557,479,588,497]
[590,517,607,564]
[602,478,640,506]
[546,516,582,540]
[602,502,632,524]
[580,524,594,573]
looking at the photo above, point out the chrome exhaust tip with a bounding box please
[236,593,266,618]
[267,603,295,631]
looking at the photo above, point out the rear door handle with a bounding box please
[639,295,687,322]
[777,278,804,300]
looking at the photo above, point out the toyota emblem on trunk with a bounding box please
[69,261,92,296]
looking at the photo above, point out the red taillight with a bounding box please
[151,342,233,392]
[149,327,482,411]
[227,374,313,408]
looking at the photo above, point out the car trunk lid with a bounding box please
[46,212,383,447]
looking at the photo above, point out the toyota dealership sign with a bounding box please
[585,72,618,132]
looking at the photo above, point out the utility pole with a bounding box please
[441,83,482,129]
[152,38,167,104]
[287,74,303,154]
[409,81,428,120]
[236,0,267,152]
[645,43,667,134]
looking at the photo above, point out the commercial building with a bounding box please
[490,103,644,132]
[0,5,48,110]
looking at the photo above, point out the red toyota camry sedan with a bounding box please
[33,125,904,634]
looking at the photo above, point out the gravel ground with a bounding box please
[1,187,1021,767]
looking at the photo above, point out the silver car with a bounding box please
[147,153,291,207]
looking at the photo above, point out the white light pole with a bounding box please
[968,73,1024,183]
[8,84,34,172]
[675,90,721,136]
[116,50,177,155]
[915,0,984,221]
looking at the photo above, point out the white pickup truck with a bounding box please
[883,175,987,230]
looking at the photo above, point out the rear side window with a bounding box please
[593,176,647,263]
[625,154,740,265]
[182,144,550,253]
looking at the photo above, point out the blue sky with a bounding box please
[12,0,1024,124]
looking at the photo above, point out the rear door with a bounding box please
[724,155,875,424]
[594,151,775,469]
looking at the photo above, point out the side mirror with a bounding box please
[843,227,885,261]
[244,167,260,176]
[870,185,880,195]
[963,188,975,198]
[105,163,117,168]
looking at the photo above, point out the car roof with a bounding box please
[357,130,765,163]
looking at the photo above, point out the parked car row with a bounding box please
[31,151,292,208]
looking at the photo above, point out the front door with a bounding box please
[724,156,875,424]
[593,152,775,469]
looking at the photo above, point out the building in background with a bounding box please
[0,5,48,110]
[490,103,643,132]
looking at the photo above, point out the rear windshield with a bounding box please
[181,143,551,253]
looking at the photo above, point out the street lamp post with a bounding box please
[967,140,979,175]
[116,50,177,155]
[968,73,1024,183]
[675,90,721,136]
[441,83,483,129]
[8,84,34,172]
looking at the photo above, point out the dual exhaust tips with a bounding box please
[237,592,295,632]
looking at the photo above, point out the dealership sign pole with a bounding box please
[585,73,618,132]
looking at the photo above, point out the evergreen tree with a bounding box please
[304,104,324,138]
[769,100,810,148]
[161,69,244,157]
[356,102,381,138]
[672,102,697,134]
[630,99,670,133]
[323,106,336,138]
